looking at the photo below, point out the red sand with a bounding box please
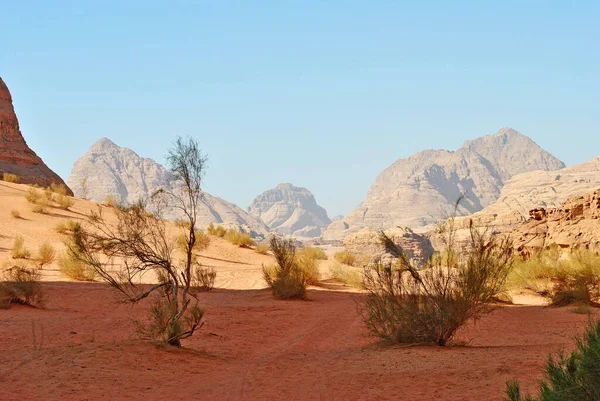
[0,282,593,401]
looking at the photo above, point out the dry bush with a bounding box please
[25,187,43,204]
[58,251,95,281]
[224,229,255,248]
[361,219,513,346]
[37,242,56,269]
[2,172,20,183]
[263,236,307,299]
[329,261,363,288]
[255,242,269,255]
[102,195,119,207]
[0,264,45,308]
[12,235,31,259]
[191,265,216,291]
[49,183,68,196]
[207,223,226,237]
[335,249,356,266]
[55,220,80,235]
[11,209,21,219]
[176,230,210,254]
[301,245,328,260]
[296,247,321,285]
[55,194,74,210]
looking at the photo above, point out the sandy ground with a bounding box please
[0,282,595,401]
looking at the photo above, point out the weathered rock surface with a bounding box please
[0,77,71,192]
[343,227,434,267]
[323,128,564,241]
[248,183,331,238]
[512,189,600,256]
[67,138,269,236]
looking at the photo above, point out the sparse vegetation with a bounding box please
[58,251,96,281]
[192,265,216,291]
[0,264,45,308]
[37,242,56,269]
[334,249,356,266]
[224,229,256,248]
[329,261,363,288]
[2,172,19,183]
[255,242,269,255]
[12,235,31,259]
[55,220,80,235]
[263,235,308,300]
[25,187,43,204]
[11,209,21,219]
[505,319,600,401]
[68,137,208,346]
[207,223,226,237]
[55,193,74,210]
[296,246,321,285]
[103,195,119,207]
[301,245,328,260]
[361,216,513,346]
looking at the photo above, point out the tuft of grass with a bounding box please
[55,220,80,235]
[2,173,19,183]
[10,209,21,219]
[55,194,74,210]
[207,223,227,237]
[255,243,270,255]
[49,183,69,196]
[329,262,363,288]
[263,236,307,300]
[12,235,31,259]
[334,249,356,266]
[37,242,56,269]
[192,265,216,291]
[224,229,256,248]
[301,246,328,260]
[0,263,45,308]
[25,187,43,204]
[295,247,321,285]
[58,252,96,281]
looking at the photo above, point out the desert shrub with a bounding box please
[2,172,19,183]
[505,319,600,401]
[335,249,356,266]
[296,247,321,285]
[224,229,255,248]
[0,264,45,308]
[191,265,216,291]
[49,183,68,196]
[207,223,226,237]
[176,230,210,254]
[10,209,21,219]
[263,236,307,299]
[255,242,269,255]
[55,193,74,210]
[25,187,43,204]
[301,245,328,260]
[361,220,513,346]
[58,251,95,281]
[329,261,363,288]
[103,195,119,207]
[55,220,80,235]
[37,242,56,269]
[12,235,31,259]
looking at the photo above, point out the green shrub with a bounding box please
[58,252,96,281]
[505,319,600,401]
[334,249,356,266]
[255,242,269,255]
[12,235,31,259]
[176,231,211,254]
[2,172,19,183]
[263,236,307,300]
[0,264,45,308]
[329,262,363,288]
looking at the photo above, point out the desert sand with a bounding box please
[0,181,596,400]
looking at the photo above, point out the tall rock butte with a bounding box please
[0,77,71,192]
[67,138,269,236]
[248,183,331,238]
[323,128,565,240]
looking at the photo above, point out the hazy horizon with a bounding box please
[1,1,598,216]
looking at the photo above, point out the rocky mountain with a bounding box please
[323,128,565,240]
[248,183,331,238]
[0,77,71,193]
[67,138,269,236]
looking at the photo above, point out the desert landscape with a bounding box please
[2,3,600,400]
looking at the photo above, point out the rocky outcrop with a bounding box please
[67,138,269,237]
[248,183,331,238]
[343,227,434,267]
[0,77,71,192]
[512,189,600,256]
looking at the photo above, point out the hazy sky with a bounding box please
[1,1,598,216]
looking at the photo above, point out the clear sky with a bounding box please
[1,1,598,216]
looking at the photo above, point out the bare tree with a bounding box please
[70,137,208,346]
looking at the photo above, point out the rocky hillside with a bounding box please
[0,77,71,193]
[67,138,269,236]
[323,128,564,240]
[248,183,331,238]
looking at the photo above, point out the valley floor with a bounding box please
[0,282,594,401]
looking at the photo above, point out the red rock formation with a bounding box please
[0,77,71,193]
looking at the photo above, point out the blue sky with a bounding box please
[1,1,598,216]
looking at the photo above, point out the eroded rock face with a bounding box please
[323,128,564,241]
[512,189,600,256]
[248,183,331,238]
[343,227,434,267]
[67,138,269,237]
[0,77,71,192]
